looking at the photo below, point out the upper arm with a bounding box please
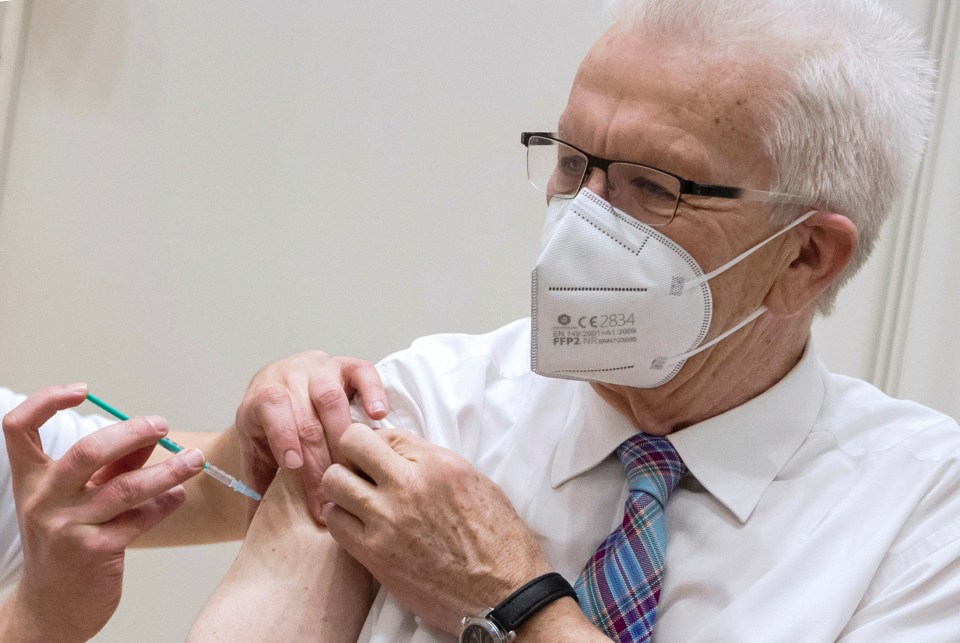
[839,524,960,642]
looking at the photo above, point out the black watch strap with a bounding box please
[488,572,578,633]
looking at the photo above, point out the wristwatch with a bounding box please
[459,572,578,643]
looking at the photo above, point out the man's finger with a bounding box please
[301,445,332,523]
[249,386,303,471]
[321,462,379,521]
[341,358,388,420]
[52,416,169,491]
[321,502,368,553]
[338,423,406,486]
[371,427,426,458]
[307,376,352,467]
[2,383,89,472]
[85,448,205,522]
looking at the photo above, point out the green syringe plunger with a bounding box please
[86,393,262,501]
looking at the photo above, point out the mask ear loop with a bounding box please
[655,306,769,369]
[683,210,818,292]
[653,209,818,369]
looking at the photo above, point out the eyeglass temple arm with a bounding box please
[688,182,810,206]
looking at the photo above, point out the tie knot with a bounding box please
[616,433,685,505]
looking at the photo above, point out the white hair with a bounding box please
[606,0,937,314]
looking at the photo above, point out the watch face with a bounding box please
[461,623,497,643]
[460,619,505,643]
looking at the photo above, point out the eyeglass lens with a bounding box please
[526,136,682,225]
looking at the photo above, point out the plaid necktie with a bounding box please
[575,433,686,642]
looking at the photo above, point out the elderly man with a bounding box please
[194,0,958,641]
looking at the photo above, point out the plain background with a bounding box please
[0,1,956,640]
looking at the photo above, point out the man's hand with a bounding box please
[321,424,551,634]
[0,383,206,642]
[235,352,387,520]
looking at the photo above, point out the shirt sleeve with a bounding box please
[349,352,437,439]
[349,320,535,458]
[0,388,111,592]
[349,346,495,454]
[837,521,960,642]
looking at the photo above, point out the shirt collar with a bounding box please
[551,382,639,490]
[551,342,826,523]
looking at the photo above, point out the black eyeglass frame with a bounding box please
[521,132,809,222]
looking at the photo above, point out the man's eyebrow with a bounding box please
[550,124,721,183]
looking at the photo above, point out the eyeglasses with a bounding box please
[521,132,808,226]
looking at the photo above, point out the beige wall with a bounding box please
[0,1,954,640]
[812,0,960,411]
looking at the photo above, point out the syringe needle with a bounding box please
[203,463,263,501]
[85,393,262,501]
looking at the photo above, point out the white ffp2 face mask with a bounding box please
[531,188,814,388]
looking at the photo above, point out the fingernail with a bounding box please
[183,448,205,468]
[311,499,328,526]
[284,449,303,469]
[370,400,387,414]
[68,382,88,393]
[320,502,334,521]
[143,415,167,431]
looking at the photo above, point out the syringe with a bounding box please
[86,393,262,501]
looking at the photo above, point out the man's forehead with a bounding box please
[556,105,714,181]
[557,26,779,184]
[581,26,778,112]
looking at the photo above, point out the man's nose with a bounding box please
[583,167,611,200]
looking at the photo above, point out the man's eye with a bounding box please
[631,177,677,202]
[558,155,586,175]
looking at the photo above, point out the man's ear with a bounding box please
[763,212,858,316]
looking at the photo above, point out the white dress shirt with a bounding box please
[355,318,960,642]
[0,387,109,591]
